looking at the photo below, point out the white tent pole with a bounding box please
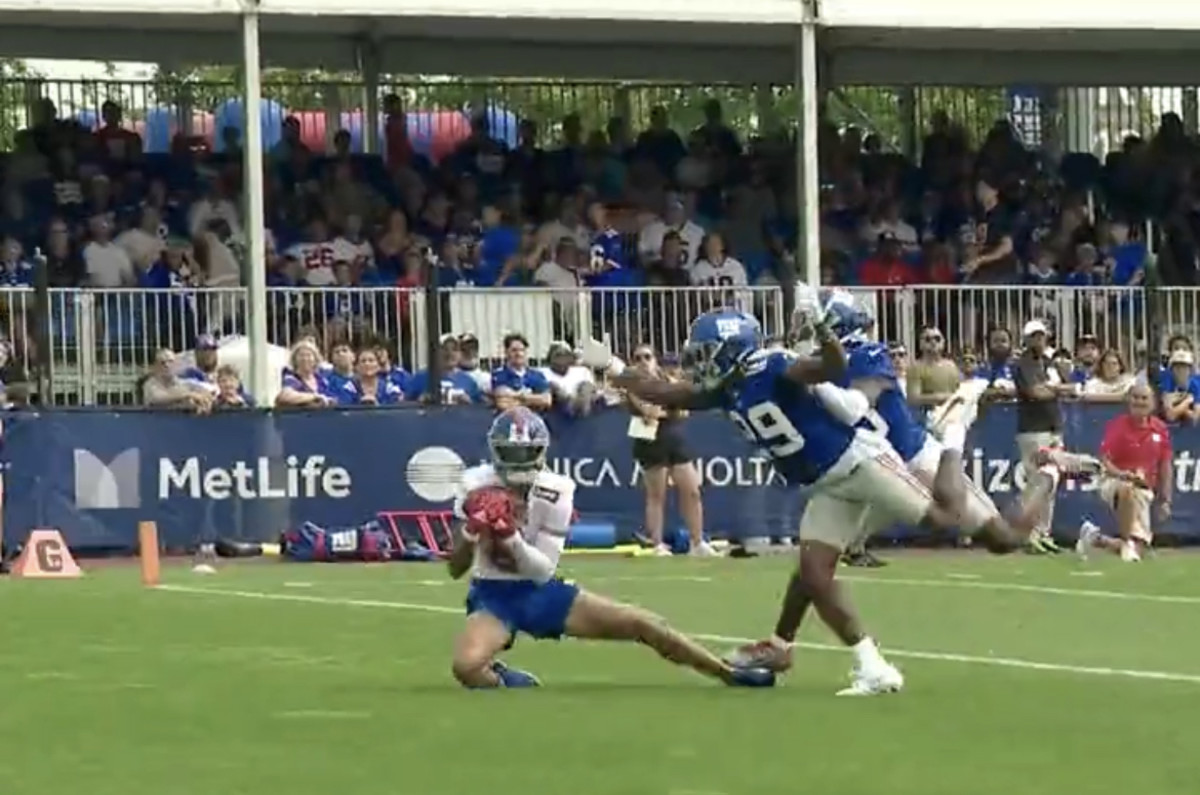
[795,11,821,286]
[241,3,270,401]
[358,37,382,155]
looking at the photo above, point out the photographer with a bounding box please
[623,344,713,557]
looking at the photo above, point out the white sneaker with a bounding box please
[653,543,674,557]
[690,541,720,557]
[836,661,904,696]
[1076,520,1100,559]
[1120,540,1142,563]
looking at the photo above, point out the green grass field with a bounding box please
[2,551,1198,795]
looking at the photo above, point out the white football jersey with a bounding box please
[541,365,594,399]
[330,236,375,270]
[453,464,575,581]
[688,256,748,287]
[285,240,337,286]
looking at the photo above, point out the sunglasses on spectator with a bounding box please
[634,352,655,363]
[922,334,943,343]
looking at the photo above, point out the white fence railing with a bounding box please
[0,284,1166,404]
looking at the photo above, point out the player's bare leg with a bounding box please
[452,612,529,688]
[563,590,774,687]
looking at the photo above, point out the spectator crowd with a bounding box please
[6,86,1200,410]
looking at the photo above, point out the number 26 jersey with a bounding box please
[721,349,860,486]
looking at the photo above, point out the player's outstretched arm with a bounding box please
[783,327,846,385]
[612,371,724,411]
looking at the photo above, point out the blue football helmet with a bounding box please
[487,407,550,484]
[682,309,763,385]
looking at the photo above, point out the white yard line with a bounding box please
[838,574,1200,604]
[157,584,1200,686]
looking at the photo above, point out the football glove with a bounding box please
[463,486,519,540]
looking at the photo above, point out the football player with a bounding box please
[447,407,775,689]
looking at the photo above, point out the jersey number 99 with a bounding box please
[728,402,805,457]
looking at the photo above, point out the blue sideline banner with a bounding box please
[4,404,1200,551]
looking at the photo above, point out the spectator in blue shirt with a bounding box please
[275,341,339,408]
[0,235,34,287]
[491,332,552,413]
[371,341,410,396]
[351,348,404,406]
[1070,334,1101,383]
[407,335,485,405]
[326,341,356,395]
[178,334,221,388]
[1104,220,1147,287]
[1162,348,1200,424]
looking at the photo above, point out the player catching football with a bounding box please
[446,406,775,689]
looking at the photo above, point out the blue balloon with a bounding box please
[142,107,176,154]
[481,105,520,148]
[213,98,284,153]
[73,109,99,131]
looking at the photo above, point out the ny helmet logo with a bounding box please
[73,448,141,509]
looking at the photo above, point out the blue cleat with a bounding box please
[491,660,541,688]
[728,666,776,688]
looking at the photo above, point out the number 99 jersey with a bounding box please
[722,349,860,486]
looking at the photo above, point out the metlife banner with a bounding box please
[4,404,1200,552]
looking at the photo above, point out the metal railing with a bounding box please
[0,284,1164,404]
[4,77,1194,156]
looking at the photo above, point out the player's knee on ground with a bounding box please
[451,647,495,686]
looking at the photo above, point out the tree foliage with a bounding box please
[0,59,45,150]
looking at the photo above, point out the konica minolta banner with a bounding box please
[4,404,1200,551]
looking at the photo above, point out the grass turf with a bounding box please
[1,551,1197,795]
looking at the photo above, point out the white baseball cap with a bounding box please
[1169,349,1195,367]
[1022,319,1049,338]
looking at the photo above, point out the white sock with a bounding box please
[770,634,793,649]
[941,423,966,453]
[851,636,885,667]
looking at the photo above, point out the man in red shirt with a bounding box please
[858,232,919,286]
[1078,383,1172,562]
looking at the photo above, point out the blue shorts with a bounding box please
[465,578,580,640]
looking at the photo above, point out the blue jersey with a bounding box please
[844,342,926,462]
[722,348,856,485]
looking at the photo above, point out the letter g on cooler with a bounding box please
[35,538,64,572]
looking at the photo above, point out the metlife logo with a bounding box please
[73,449,352,509]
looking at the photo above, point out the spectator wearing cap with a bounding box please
[407,334,484,405]
[1161,348,1200,425]
[858,232,920,286]
[492,333,552,412]
[540,341,597,417]
[276,341,339,408]
[83,213,135,287]
[456,333,492,394]
[1014,319,1077,553]
[178,334,222,391]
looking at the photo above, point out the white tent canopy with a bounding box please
[3,0,1200,84]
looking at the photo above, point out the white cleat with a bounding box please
[1076,520,1100,560]
[652,543,674,557]
[928,378,989,436]
[1120,540,1142,563]
[690,541,720,557]
[836,662,905,696]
